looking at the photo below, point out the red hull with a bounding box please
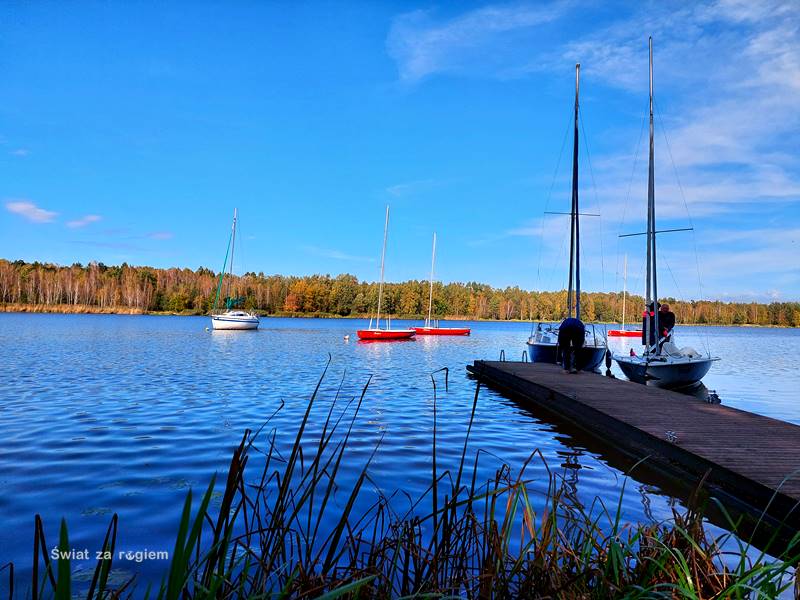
[412,327,471,336]
[608,329,642,337]
[356,329,416,341]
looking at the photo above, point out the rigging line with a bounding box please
[662,253,710,354]
[212,229,233,312]
[654,98,711,352]
[536,109,573,292]
[234,215,246,298]
[616,113,647,292]
[578,106,606,292]
[545,181,575,298]
[543,219,573,311]
[661,253,686,304]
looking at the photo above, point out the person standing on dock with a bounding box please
[558,317,585,374]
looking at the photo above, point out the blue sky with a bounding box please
[1,1,798,301]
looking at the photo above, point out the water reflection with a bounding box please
[0,314,797,590]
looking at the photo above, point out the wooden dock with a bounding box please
[467,360,800,542]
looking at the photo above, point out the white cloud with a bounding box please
[4,200,58,223]
[387,2,567,83]
[385,178,446,197]
[386,1,800,218]
[558,0,800,219]
[10,148,30,157]
[66,214,102,228]
[148,231,174,240]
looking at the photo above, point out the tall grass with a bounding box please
[13,368,800,598]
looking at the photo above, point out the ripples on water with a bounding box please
[1,313,798,589]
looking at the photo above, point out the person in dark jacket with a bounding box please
[659,303,676,345]
[558,317,585,374]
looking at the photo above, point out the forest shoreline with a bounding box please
[4,260,799,327]
[2,303,798,328]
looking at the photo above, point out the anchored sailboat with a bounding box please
[613,38,718,387]
[211,208,259,331]
[608,255,642,337]
[527,63,607,371]
[413,233,470,336]
[356,206,415,341]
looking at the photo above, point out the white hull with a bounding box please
[211,311,259,330]
[614,353,716,388]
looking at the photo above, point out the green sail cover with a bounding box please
[225,296,246,310]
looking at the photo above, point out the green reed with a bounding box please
[10,366,800,599]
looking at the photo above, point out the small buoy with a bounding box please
[344,334,350,341]
[205,327,210,332]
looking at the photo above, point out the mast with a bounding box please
[567,63,581,319]
[622,254,628,330]
[212,214,234,312]
[426,232,436,328]
[375,205,389,328]
[648,38,660,354]
[227,208,237,301]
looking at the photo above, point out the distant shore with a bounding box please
[2,303,797,328]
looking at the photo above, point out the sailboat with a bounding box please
[527,64,607,371]
[210,208,259,331]
[613,38,718,387]
[413,233,471,336]
[356,206,415,341]
[608,255,642,337]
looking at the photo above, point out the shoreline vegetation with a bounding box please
[2,302,799,329]
[2,258,799,327]
[9,373,800,598]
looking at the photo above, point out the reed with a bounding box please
[14,369,800,599]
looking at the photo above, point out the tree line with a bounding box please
[1,259,799,326]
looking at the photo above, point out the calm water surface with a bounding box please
[1,313,798,590]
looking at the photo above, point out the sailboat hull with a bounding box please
[413,327,470,336]
[211,312,259,330]
[614,354,715,388]
[608,329,642,337]
[527,341,606,372]
[356,329,416,341]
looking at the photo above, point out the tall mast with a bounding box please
[622,254,628,330]
[568,63,581,319]
[426,232,436,328]
[647,37,660,354]
[375,205,389,328]
[212,213,234,312]
[227,208,237,300]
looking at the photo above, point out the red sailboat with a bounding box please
[609,330,642,337]
[357,205,415,341]
[609,329,642,337]
[608,255,642,337]
[413,233,471,336]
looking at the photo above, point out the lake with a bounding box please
[1,313,799,591]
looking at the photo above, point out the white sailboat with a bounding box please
[613,38,718,387]
[210,208,259,331]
